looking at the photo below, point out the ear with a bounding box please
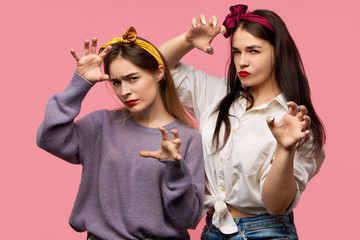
[156,65,165,83]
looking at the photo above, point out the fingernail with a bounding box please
[207,46,212,52]
[297,106,302,110]
[193,23,197,28]
[202,19,206,24]
[213,21,217,26]
[221,30,225,35]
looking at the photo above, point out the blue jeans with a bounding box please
[201,212,298,240]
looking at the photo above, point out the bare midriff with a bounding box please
[207,204,256,218]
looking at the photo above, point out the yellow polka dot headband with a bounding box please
[99,27,164,68]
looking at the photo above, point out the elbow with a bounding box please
[262,194,290,216]
[36,131,48,150]
[267,207,287,216]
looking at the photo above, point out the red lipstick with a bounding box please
[239,71,250,77]
[125,100,138,106]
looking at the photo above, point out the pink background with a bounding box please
[1,0,359,239]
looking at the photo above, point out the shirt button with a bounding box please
[220,157,224,162]
[232,129,236,133]
[221,187,225,192]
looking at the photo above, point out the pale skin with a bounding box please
[159,15,311,216]
[70,38,182,162]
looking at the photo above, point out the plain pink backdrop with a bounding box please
[1,0,359,239]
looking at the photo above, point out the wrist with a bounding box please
[75,71,96,85]
[182,32,196,49]
[275,143,296,161]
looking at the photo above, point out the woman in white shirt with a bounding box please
[159,3,326,240]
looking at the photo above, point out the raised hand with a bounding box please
[70,38,112,84]
[140,127,182,161]
[266,101,311,151]
[186,15,225,54]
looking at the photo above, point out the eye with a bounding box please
[232,50,241,55]
[250,49,260,54]
[112,81,121,86]
[129,77,138,82]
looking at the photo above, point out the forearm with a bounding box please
[261,145,298,215]
[158,32,194,69]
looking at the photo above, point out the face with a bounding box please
[108,56,164,114]
[232,27,277,93]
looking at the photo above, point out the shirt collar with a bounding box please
[238,93,288,111]
[273,93,288,110]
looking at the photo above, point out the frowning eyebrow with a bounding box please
[232,45,263,51]
[109,72,139,81]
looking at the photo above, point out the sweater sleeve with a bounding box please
[36,72,94,164]
[160,132,204,230]
[170,62,227,121]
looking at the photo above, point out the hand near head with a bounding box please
[70,38,112,84]
[186,15,226,54]
[266,101,311,152]
[140,127,182,161]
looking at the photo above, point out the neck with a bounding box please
[132,96,175,128]
[248,75,281,109]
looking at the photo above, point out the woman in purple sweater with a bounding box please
[36,27,204,240]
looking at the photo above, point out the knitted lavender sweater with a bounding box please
[36,72,204,240]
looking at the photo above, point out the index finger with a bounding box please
[99,45,112,59]
[286,101,298,116]
[158,126,169,141]
[170,129,180,141]
[208,15,218,27]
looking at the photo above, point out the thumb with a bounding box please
[99,73,110,81]
[266,116,276,128]
[139,151,158,159]
[220,25,226,36]
[205,45,214,55]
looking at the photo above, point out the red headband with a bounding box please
[222,4,275,38]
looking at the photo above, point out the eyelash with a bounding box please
[112,77,138,86]
[232,49,260,55]
[112,81,121,86]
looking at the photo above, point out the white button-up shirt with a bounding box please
[171,62,325,234]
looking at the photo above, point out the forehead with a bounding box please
[232,27,269,49]
[108,57,141,76]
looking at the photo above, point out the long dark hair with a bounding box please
[103,38,195,128]
[213,9,326,156]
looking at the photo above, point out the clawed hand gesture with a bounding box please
[267,101,311,151]
[186,15,226,54]
[70,38,112,84]
[140,127,182,161]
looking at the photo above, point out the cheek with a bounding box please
[139,80,159,99]
[257,57,274,75]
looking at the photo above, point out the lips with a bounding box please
[125,100,138,106]
[239,71,250,77]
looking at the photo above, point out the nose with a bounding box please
[120,82,132,96]
[238,54,249,69]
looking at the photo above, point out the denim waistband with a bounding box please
[235,212,294,230]
[206,212,295,231]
